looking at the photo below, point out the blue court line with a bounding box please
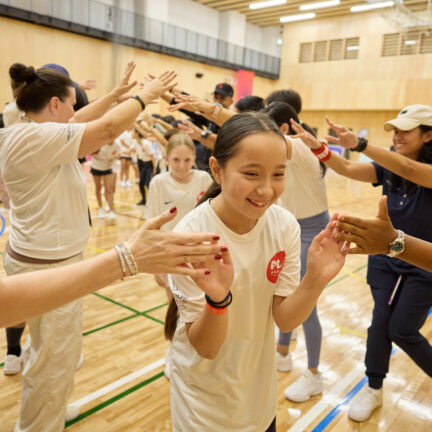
[0,213,6,237]
[311,307,432,431]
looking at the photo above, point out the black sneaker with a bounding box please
[136,200,146,206]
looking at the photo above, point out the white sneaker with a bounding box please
[105,204,110,212]
[276,352,292,372]
[76,354,84,371]
[108,211,116,220]
[65,404,80,422]
[97,208,106,219]
[284,369,323,402]
[4,353,23,375]
[126,180,132,188]
[164,346,171,380]
[348,386,383,422]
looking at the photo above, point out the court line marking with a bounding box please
[336,326,367,339]
[66,371,165,427]
[341,267,366,283]
[287,364,365,432]
[71,357,165,408]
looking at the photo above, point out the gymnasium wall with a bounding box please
[280,11,431,146]
[0,16,276,116]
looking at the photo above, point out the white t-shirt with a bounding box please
[134,138,154,162]
[91,141,121,171]
[169,201,300,432]
[2,102,21,127]
[278,136,328,220]
[144,170,212,231]
[0,120,89,259]
[115,130,134,157]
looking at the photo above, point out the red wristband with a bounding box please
[205,302,228,315]
[311,140,332,162]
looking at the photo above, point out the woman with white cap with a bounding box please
[290,105,432,423]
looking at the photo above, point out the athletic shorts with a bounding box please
[90,167,113,176]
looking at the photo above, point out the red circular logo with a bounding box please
[267,251,286,284]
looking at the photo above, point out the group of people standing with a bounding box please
[0,58,431,432]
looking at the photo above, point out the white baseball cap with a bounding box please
[384,105,432,131]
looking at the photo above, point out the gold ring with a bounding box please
[184,255,190,264]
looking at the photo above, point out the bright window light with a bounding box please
[280,12,316,23]
[404,40,417,45]
[351,1,394,13]
[300,0,340,11]
[346,46,359,50]
[249,0,287,10]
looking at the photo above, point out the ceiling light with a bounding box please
[404,40,417,45]
[351,1,394,13]
[249,0,287,10]
[346,45,359,50]
[280,12,316,23]
[300,0,340,11]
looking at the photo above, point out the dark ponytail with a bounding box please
[262,101,327,176]
[164,112,285,340]
[9,63,74,113]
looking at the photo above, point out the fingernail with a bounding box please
[213,235,220,241]
[221,246,228,252]
[205,270,211,275]
[215,254,222,260]
[169,206,177,214]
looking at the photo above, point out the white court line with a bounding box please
[287,364,364,432]
[72,357,165,408]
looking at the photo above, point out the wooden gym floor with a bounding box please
[0,164,431,431]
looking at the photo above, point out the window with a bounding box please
[314,40,328,62]
[382,33,400,57]
[344,37,360,60]
[329,39,343,61]
[299,42,313,63]
[299,36,360,63]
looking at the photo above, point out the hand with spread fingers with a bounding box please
[128,207,224,278]
[324,116,358,149]
[167,92,214,116]
[178,119,203,141]
[334,195,398,255]
[140,70,178,105]
[290,119,322,150]
[112,61,138,100]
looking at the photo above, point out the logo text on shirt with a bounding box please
[267,251,286,284]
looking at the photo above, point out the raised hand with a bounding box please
[290,119,322,150]
[112,61,138,99]
[335,196,397,255]
[324,116,358,149]
[167,92,214,116]
[190,247,234,303]
[78,79,96,91]
[306,213,346,284]
[140,70,177,105]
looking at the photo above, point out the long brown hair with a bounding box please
[164,112,284,341]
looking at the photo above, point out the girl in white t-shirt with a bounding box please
[263,101,330,403]
[90,141,121,220]
[164,112,346,432]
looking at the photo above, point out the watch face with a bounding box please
[392,241,404,252]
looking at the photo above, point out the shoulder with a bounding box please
[266,204,299,231]
[193,169,212,180]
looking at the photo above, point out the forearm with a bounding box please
[398,235,432,272]
[71,91,118,123]
[198,133,217,150]
[152,129,168,147]
[0,249,123,328]
[273,273,325,332]
[186,309,229,359]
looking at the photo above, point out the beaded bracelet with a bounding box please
[113,244,127,279]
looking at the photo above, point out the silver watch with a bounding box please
[388,230,405,258]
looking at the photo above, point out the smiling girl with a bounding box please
[291,105,432,423]
[164,112,345,431]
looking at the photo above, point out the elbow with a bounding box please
[196,346,220,360]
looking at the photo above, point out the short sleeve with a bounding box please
[28,122,85,170]
[372,162,384,187]
[274,219,301,297]
[289,137,321,175]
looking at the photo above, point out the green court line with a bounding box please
[142,302,168,314]
[65,371,165,428]
[142,313,164,326]
[92,292,142,315]
[326,264,367,288]
[83,313,140,336]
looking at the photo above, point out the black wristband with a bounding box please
[205,291,233,309]
[351,137,368,152]
[131,94,146,111]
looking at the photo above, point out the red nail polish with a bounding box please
[215,254,222,260]
[205,270,211,275]
[221,246,228,252]
[213,235,220,241]
[170,206,177,214]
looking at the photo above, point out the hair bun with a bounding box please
[9,63,37,84]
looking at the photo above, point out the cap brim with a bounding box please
[384,118,420,131]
